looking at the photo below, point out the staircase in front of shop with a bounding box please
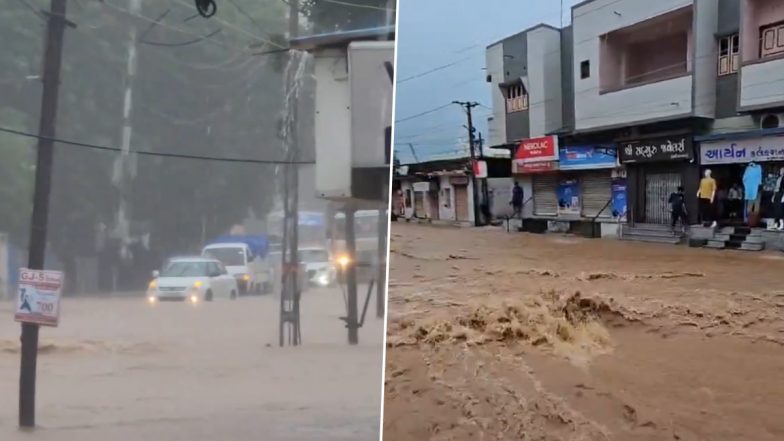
[620,223,683,245]
[702,226,765,251]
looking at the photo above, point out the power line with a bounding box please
[0,126,313,164]
[395,102,455,124]
[396,56,474,84]
[318,0,396,11]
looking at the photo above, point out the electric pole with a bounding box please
[112,0,141,263]
[279,0,302,346]
[20,0,69,428]
[453,101,481,227]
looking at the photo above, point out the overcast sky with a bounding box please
[393,0,581,164]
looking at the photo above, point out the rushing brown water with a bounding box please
[384,222,784,441]
[0,289,383,440]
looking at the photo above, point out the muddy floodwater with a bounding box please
[384,223,784,441]
[0,287,383,440]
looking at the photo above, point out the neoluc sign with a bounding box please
[514,135,559,163]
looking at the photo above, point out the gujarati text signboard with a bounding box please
[14,269,63,327]
[619,136,693,164]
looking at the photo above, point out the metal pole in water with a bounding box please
[345,207,359,345]
[21,0,69,428]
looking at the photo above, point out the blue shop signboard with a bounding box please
[559,145,618,170]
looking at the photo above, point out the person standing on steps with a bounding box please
[697,169,717,228]
[510,181,523,219]
[669,186,688,235]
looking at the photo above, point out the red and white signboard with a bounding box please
[14,269,64,327]
[472,160,488,178]
[513,160,558,174]
[514,135,559,163]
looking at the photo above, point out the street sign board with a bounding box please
[14,269,63,327]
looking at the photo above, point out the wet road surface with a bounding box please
[384,222,784,441]
[0,286,384,440]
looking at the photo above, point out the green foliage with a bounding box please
[1,0,292,289]
[0,108,34,246]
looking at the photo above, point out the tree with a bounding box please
[1,0,292,292]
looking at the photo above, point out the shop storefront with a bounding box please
[620,135,698,225]
[699,133,784,225]
[558,145,620,219]
[512,136,559,216]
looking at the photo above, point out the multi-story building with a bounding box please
[487,0,784,246]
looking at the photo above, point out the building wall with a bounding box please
[561,26,576,131]
[741,0,784,62]
[716,0,740,119]
[572,0,695,131]
[486,43,507,147]
[528,26,563,137]
[437,176,475,224]
[739,58,784,109]
[503,33,531,142]
[313,49,352,199]
[718,0,740,35]
[693,0,719,118]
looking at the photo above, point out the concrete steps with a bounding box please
[621,224,683,245]
[696,225,765,251]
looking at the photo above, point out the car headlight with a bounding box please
[148,280,157,289]
[241,274,251,282]
[193,281,203,288]
[317,273,330,286]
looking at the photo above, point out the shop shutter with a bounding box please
[414,192,425,217]
[533,174,558,216]
[454,185,470,221]
[645,172,681,224]
[581,171,613,218]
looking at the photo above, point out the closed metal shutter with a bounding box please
[414,192,425,217]
[581,171,613,218]
[454,185,470,221]
[645,172,681,224]
[533,174,558,216]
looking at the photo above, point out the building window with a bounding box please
[718,34,740,76]
[760,22,784,59]
[580,60,590,79]
[443,188,452,208]
[502,83,528,113]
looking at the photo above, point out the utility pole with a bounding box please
[20,0,69,428]
[279,0,302,346]
[453,101,481,227]
[112,0,141,263]
[344,207,359,344]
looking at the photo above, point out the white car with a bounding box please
[147,257,238,303]
[300,247,337,287]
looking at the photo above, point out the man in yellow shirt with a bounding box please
[697,169,717,228]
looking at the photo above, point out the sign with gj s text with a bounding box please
[14,268,64,327]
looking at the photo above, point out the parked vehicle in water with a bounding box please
[147,257,238,303]
[202,235,273,295]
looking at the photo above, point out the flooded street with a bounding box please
[384,223,784,441]
[0,288,384,440]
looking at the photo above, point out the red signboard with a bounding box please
[472,160,487,178]
[514,135,559,163]
[513,160,558,174]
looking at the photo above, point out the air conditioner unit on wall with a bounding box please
[759,113,784,130]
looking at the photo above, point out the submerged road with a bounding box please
[0,286,384,441]
[384,222,784,441]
